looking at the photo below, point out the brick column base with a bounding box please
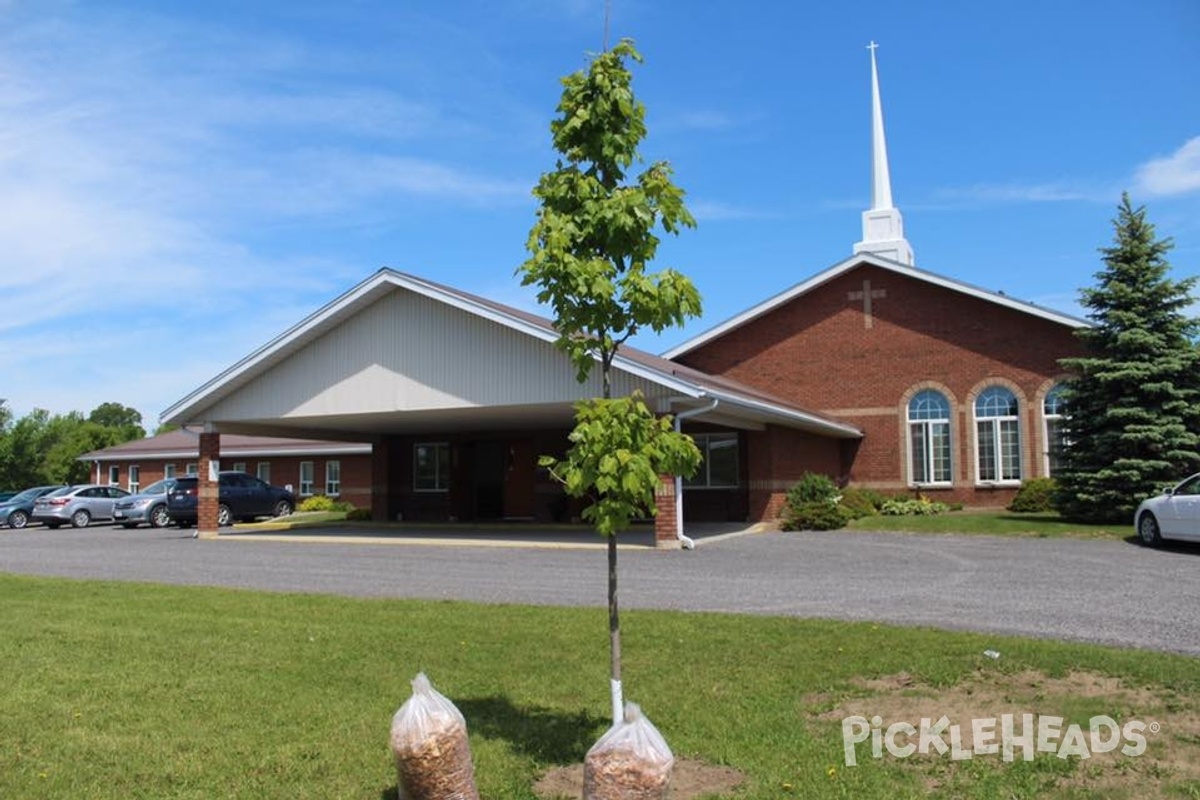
[654,474,679,550]
[197,431,221,539]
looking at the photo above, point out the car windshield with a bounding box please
[140,479,174,495]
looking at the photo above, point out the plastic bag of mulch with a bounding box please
[389,673,479,800]
[583,702,674,800]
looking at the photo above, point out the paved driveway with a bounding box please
[1,526,1197,656]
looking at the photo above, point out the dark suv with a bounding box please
[166,471,295,528]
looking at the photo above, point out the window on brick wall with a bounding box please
[128,465,140,494]
[684,433,739,488]
[908,390,952,485]
[299,461,314,496]
[975,386,1021,483]
[164,464,177,479]
[1043,385,1068,477]
[232,462,246,473]
[256,462,271,483]
[325,460,341,496]
[185,462,198,476]
[108,465,120,486]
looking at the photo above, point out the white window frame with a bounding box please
[414,443,451,492]
[256,462,271,484]
[683,433,740,489]
[232,462,246,474]
[164,463,177,479]
[185,462,198,476]
[299,461,314,496]
[128,465,140,494]
[108,465,120,486]
[1043,385,1067,477]
[325,460,341,497]
[975,386,1022,484]
[907,390,953,486]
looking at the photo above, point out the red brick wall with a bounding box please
[677,264,1086,507]
[92,453,375,509]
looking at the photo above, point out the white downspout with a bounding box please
[673,397,719,550]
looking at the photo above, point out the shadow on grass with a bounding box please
[379,697,605,800]
[457,695,606,763]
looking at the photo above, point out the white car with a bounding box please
[1135,473,1200,546]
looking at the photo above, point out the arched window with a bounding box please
[908,390,951,484]
[976,386,1021,482]
[1043,385,1067,476]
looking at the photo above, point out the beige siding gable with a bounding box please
[202,288,665,421]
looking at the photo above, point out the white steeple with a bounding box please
[853,41,914,266]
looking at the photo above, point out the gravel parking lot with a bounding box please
[2,525,1197,656]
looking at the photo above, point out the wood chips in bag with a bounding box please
[389,673,479,800]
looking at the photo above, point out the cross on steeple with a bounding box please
[847,279,887,329]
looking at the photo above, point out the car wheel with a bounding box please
[8,510,29,529]
[149,504,170,529]
[273,499,293,518]
[1138,512,1163,547]
[217,504,233,528]
[71,509,91,529]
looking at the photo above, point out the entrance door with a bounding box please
[473,441,506,520]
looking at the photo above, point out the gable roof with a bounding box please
[162,268,863,440]
[662,252,1092,360]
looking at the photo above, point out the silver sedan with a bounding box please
[32,484,131,529]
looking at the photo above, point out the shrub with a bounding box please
[299,495,336,512]
[1008,478,1057,513]
[787,472,839,506]
[880,497,949,516]
[346,508,373,521]
[331,500,355,513]
[837,486,887,519]
[782,501,853,531]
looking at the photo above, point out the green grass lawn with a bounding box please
[2,574,1196,799]
[847,510,1132,539]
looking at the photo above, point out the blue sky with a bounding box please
[2,0,1197,428]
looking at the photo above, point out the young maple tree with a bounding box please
[1056,193,1200,523]
[518,40,702,724]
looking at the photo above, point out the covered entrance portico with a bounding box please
[166,270,861,547]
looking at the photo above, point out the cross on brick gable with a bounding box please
[847,279,887,329]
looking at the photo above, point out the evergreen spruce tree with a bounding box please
[1056,193,1200,523]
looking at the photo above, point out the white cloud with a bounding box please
[689,200,767,221]
[932,182,1101,204]
[1134,136,1200,197]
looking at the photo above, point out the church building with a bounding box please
[152,46,1087,545]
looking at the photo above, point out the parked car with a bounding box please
[166,472,295,528]
[1,485,63,528]
[0,491,17,503]
[32,484,131,529]
[112,478,179,529]
[1135,473,1200,546]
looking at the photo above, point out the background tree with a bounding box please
[519,40,702,724]
[1056,193,1200,522]
[0,403,146,488]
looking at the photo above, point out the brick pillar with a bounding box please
[371,437,392,522]
[197,431,221,539]
[654,473,679,549]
